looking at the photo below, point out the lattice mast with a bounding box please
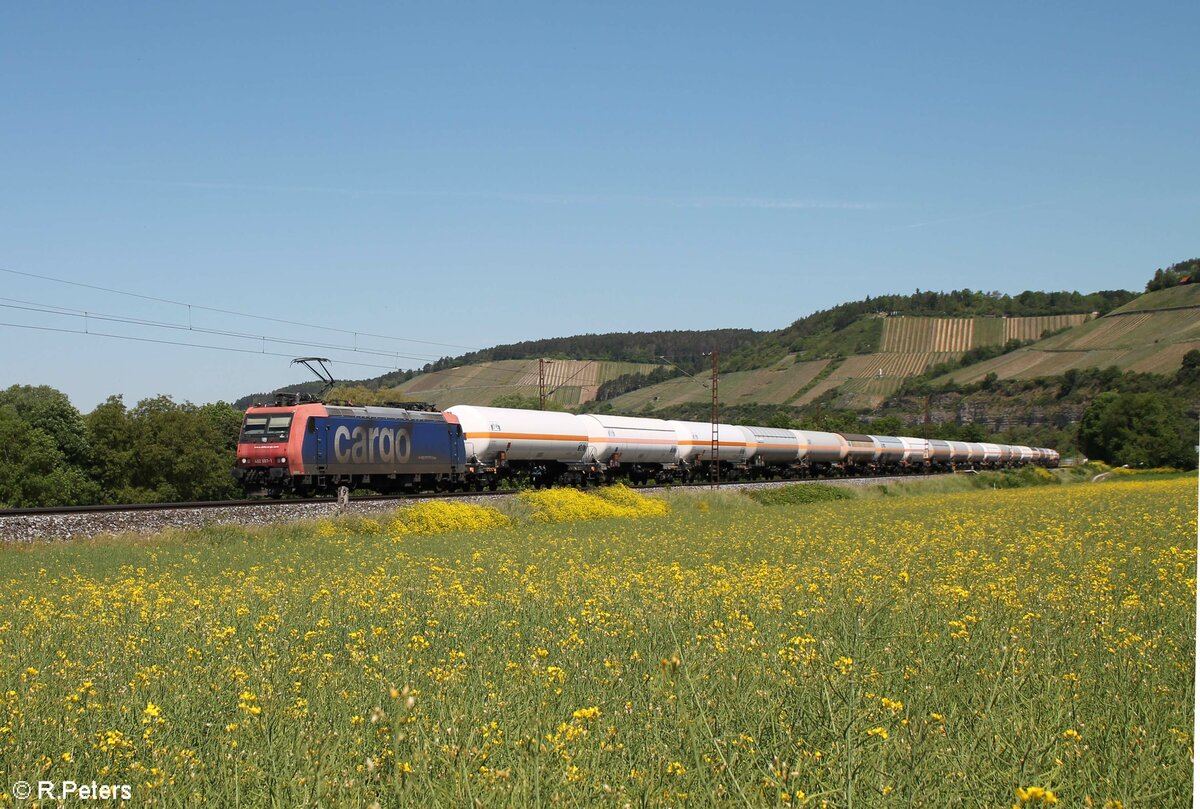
[710,350,719,488]
[539,358,547,411]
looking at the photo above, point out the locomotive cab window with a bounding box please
[241,414,293,442]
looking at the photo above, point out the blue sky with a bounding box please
[2,2,1196,410]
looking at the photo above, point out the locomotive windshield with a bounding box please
[240,414,293,443]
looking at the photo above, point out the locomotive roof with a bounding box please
[324,405,447,422]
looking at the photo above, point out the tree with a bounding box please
[490,393,566,412]
[85,395,137,498]
[1077,391,1196,469]
[869,415,907,436]
[120,396,242,502]
[1145,258,1199,292]
[0,409,99,507]
[1176,349,1200,386]
[0,384,91,466]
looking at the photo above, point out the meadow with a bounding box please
[0,476,1194,807]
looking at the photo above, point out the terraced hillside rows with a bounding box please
[393,360,663,408]
[879,314,1094,353]
[794,352,960,406]
[880,318,975,353]
[382,302,1129,416]
[609,356,830,410]
[942,284,1200,384]
[1004,313,1094,341]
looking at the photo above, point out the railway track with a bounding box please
[0,472,954,518]
[0,487,520,518]
[0,473,952,542]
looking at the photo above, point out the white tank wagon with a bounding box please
[445,405,588,463]
[444,405,595,486]
[793,430,849,468]
[928,439,955,467]
[870,435,906,469]
[670,421,753,474]
[964,442,986,464]
[840,433,880,468]
[898,436,932,467]
[739,427,802,469]
[978,442,1002,467]
[579,414,681,465]
[946,441,971,465]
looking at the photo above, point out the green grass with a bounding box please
[0,478,1194,807]
[743,483,854,506]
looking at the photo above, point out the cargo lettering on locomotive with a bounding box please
[333,425,411,465]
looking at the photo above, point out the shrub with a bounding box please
[521,484,669,522]
[745,483,854,506]
[390,501,511,536]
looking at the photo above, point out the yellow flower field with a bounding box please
[0,478,1194,806]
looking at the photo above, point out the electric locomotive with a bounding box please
[233,395,467,497]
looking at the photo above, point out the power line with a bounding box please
[0,298,444,363]
[398,382,526,394]
[0,322,401,371]
[0,266,480,352]
[657,354,709,387]
[547,359,597,396]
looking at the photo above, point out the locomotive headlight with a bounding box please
[240,458,248,465]
[276,457,288,464]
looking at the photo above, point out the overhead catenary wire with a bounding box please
[0,322,402,371]
[546,359,597,396]
[0,298,444,363]
[0,266,480,352]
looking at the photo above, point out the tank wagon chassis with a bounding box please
[234,399,1058,498]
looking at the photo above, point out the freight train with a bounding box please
[232,396,1059,497]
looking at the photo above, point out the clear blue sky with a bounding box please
[2,2,1196,410]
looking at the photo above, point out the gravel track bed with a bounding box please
[0,475,937,543]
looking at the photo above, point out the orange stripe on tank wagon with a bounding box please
[464,432,588,442]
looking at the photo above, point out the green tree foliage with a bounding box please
[0,384,92,466]
[79,394,245,505]
[593,366,682,401]
[323,385,431,407]
[868,415,906,436]
[0,409,100,507]
[1176,349,1200,386]
[1077,391,1197,469]
[122,397,243,502]
[489,393,567,412]
[86,396,137,495]
[724,287,1135,372]
[1145,258,1199,292]
[422,329,762,376]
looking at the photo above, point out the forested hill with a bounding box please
[421,289,1133,376]
[724,287,1135,371]
[422,329,764,375]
